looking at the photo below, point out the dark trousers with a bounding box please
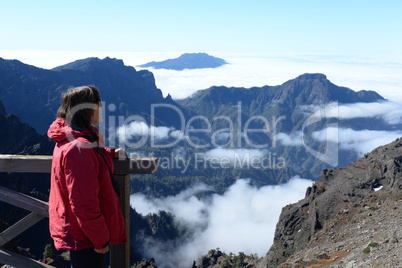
[70,247,106,268]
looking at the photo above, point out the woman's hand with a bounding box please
[114,148,128,159]
[94,245,109,254]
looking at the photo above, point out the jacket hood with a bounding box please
[47,118,91,143]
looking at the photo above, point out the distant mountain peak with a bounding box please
[52,57,125,72]
[138,52,227,70]
[179,73,385,115]
[280,73,384,104]
[295,73,327,80]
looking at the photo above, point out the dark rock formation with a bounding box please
[194,249,262,268]
[0,100,53,155]
[134,257,158,268]
[264,137,402,267]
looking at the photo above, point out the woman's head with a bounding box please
[57,86,103,129]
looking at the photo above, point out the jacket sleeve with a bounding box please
[64,145,110,250]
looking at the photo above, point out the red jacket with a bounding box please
[47,118,126,251]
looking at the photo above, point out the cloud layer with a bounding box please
[304,101,402,125]
[276,127,402,157]
[131,176,312,268]
[275,101,402,157]
[312,127,402,156]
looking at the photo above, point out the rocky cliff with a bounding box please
[281,188,401,267]
[264,137,402,267]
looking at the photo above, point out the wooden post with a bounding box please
[110,174,130,268]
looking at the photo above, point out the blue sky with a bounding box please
[1,0,402,101]
[1,0,401,56]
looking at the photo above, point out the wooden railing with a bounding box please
[0,154,158,268]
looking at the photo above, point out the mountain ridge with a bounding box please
[0,56,185,133]
[179,73,384,108]
[177,72,385,126]
[51,57,126,72]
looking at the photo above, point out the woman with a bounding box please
[47,86,127,268]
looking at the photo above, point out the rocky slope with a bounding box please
[282,188,401,267]
[264,137,402,267]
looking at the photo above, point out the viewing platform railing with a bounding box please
[0,154,158,268]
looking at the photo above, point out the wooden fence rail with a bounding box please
[0,154,158,268]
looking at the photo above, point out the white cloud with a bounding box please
[276,101,402,157]
[117,121,176,141]
[170,130,183,139]
[308,101,402,125]
[275,131,303,146]
[312,127,402,156]
[131,176,312,268]
[213,131,231,143]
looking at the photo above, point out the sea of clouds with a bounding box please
[130,176,312,268]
